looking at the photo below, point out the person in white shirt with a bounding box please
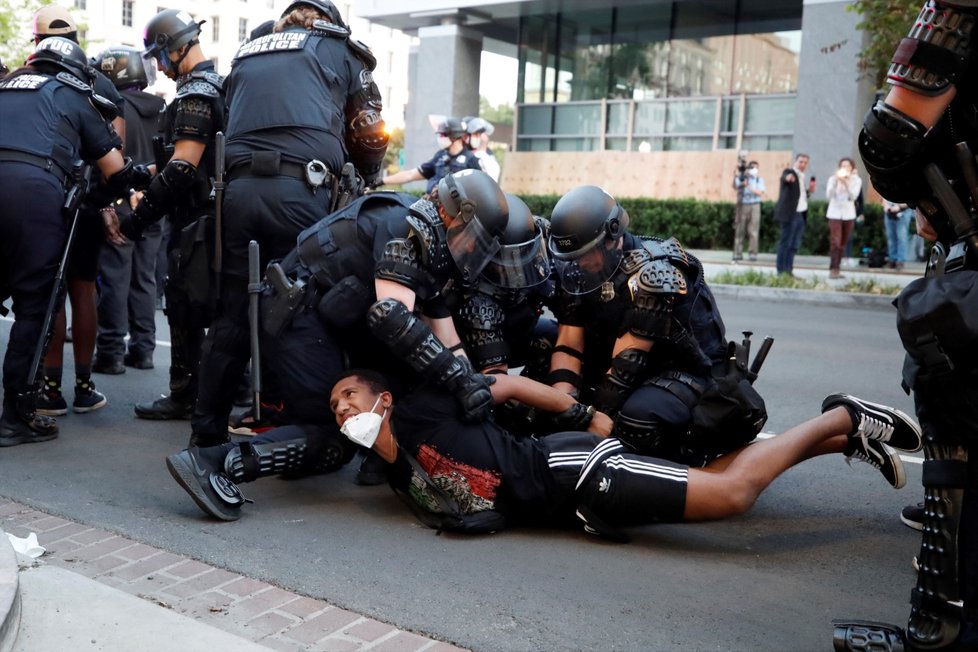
[825,158,863,279]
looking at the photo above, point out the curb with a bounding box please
[710,283,898,310]
[0,532,21,652]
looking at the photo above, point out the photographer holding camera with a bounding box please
[732,155,765,262]
[824,157,862,279]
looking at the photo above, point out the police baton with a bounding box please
[746,336,775,384]
[247,240,262,421]
[20,163,93,413]
[213,131,226,301]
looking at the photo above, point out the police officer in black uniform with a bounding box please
[447,194,555,436]
[832,2,978,650]
[381,117,482,192]
[545,186,760,466]
[92,46,166,374]
[125,9,225,421]
[164,170,509,495]
[189,0,389,447]
[31,4,128,417]
[452,194,554,374]
[0,38,148,446]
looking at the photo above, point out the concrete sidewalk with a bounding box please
[0,499,464,652]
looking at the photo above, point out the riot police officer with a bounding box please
[189,0,389,447]
[31,4,128,416]
[451,193,553,376]
[381,117,481,192]
[174,170,508,476]
[92,46,166,374]
[545,186,763,466]
[126,9,225,421]
[832,1,978,649]
[0,38,148,445]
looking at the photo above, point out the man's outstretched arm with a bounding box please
[488,374,613,436]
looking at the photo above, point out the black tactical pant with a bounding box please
[0,163,66,422]
[191,176,329,443]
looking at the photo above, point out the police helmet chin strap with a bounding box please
[443,173,478,225]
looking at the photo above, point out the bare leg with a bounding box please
[42,305,67,370]
[683,408,851,521]
[68,280,97,369]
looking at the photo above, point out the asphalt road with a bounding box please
[0,296,921,651]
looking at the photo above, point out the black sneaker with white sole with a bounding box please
[73,378,107,413]
[166,447,245,521]
[822,393,922,452]
[900,502,924,531]
[843,435,906,489]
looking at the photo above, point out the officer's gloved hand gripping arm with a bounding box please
[122,139,206,240]
[369,278,495,422]
[592,332,655,420]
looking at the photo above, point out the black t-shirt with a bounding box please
[389,385,564,524]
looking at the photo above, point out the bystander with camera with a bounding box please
[732,159,765,262]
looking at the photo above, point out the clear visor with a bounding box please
[446,213,500,284]
[554,237,623,295]
[481,233,551,289]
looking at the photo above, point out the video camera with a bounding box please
[736,150,749,175]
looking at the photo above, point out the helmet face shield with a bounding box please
[482,229,550,289]
[446,211,500,284]
[553,236,623,295]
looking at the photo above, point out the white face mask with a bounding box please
[469,134,483,149]
[340,395,387,448]
[747,167,758,177]
[437,136,453,150]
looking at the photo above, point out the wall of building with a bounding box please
[500,149,793,201]
[791,0,876,196]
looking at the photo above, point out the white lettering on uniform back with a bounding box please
[234,32,308,60]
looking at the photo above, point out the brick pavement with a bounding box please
[0,498,466,652]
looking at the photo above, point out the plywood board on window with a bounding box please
[500,150,793,201]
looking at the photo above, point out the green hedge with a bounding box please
[519,195,888,256]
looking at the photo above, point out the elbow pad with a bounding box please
[858,101,929,204]
[134,159,197,227]
[593,348,649,418]
[348,108,389,185]
[368,298,494,421]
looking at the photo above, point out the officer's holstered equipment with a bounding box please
[260,262,307,338]
[247,240,262,420]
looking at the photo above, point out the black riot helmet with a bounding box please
[437,117,467,141]
[98,46,156,90]
[435,170,509,284]
[548,185,630,295]
[28,37,93,82]
[142,9,203,76]
[482,193,551,289]
[281,0,347,29]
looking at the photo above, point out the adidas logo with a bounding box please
[598,476,611,493]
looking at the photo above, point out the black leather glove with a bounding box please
[130,164,153,191]
[443,357,496,423]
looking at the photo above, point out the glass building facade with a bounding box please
[516,0,803,152]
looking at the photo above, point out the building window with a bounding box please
[212,16,220,41]
[238,18,248,41]
[74,0,86,9]
[122,0,133,27]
